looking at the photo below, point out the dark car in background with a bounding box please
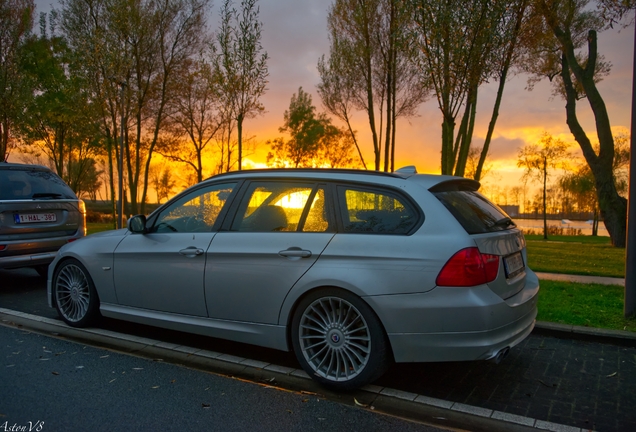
[0,162,86,277]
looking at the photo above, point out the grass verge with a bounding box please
[87,222,116,235]
[523,234,612,244]
[526,237,625,278]
[538,280,635,332]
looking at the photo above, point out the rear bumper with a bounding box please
[364,269,540,363]
[0,235,80,270]
[0,251,58,269]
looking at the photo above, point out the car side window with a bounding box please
[338,186,418,234]
[151,183,236,233]
[232,182,331,232]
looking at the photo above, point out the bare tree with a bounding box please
[212,0,268,171]
[0,0,34,161]
[61,0,210,215]
[319,0,428,172]
[528,0,629,247]
[517,132,569,239]
[410,0,515,176]
[160,56,224,183]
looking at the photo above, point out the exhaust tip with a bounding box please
[491,347,510,364]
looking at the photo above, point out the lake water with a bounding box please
[512,218,609,237]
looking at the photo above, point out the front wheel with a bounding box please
[53,259,100,327]
[291,288,390,391]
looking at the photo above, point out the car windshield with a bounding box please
[433,189,515,234]
[0,169,77,200]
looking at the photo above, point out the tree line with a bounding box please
[1,0,633,246]
[1,0,268,219]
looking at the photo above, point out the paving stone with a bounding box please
[535,419,581,432]
[490,411,535,427]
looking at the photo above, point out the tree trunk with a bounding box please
[237,113,243,170]
[383,65,392,173]
[559,48,627,247]
[441,114,455,175]
[454,86,477,177]
[475,1,525,182]
[106,128,117,230]
[476,68,506,181]
[1,119,9,162]
[543,157,548,240]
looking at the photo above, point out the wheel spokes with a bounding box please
[55,264,90,323]
[299,296,371,382]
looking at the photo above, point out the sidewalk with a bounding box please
[536,272,625,286]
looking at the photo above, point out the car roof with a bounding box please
[204,168,480,191]
[0,162,52,171]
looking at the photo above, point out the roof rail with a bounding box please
[205,167,404,181]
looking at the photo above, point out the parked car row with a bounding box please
[45,166,539,390]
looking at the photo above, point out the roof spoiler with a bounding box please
[429,178,481,192]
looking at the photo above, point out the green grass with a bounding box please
[524,234,612,244]
[526,237,625,278]
[538,280,636,332]
[87,222,116,235]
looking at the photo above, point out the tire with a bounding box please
[52,259,100,327]
[291,288,390,391]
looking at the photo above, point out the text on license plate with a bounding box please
[503,252,524,278]
[14,213,57,224]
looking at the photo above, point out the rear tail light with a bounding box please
[78,199,87,236]
[436,247,500,287]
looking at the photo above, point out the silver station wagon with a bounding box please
[47,168,539,390]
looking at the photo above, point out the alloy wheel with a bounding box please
[298,296,371,382]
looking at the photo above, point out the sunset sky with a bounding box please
[32,0,634,193]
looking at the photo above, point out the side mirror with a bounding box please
[127,214,147,234]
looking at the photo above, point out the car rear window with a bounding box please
[432,189,515,234]
[337,186,419,234]
[0,168,77,200]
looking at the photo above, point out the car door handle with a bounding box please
[279,248,312,258]
[179,247,204,257]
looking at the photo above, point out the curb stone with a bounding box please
[0,307,598,432]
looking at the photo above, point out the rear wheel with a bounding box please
[53,259,100,327]
[291,288,390,391]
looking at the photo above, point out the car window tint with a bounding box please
[339,187,417,234]
[433,190,514,234]
[152,183,235,233]
[0,169,76,200]
[233,182,317,232]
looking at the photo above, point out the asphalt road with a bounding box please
[2,268,636,432]
[0,324,442,432]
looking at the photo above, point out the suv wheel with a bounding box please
[291,288,390,390]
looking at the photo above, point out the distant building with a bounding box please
[500,205,519,217]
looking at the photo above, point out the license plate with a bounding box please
[14,213,57,224]
[503,252,524,278]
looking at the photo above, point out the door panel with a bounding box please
[112,182,236,316]
[204,232,334,323]
[113,233,215,316]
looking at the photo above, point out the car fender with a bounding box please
[48,229,128,307]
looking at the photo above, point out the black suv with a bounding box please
[0,162,86,277]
